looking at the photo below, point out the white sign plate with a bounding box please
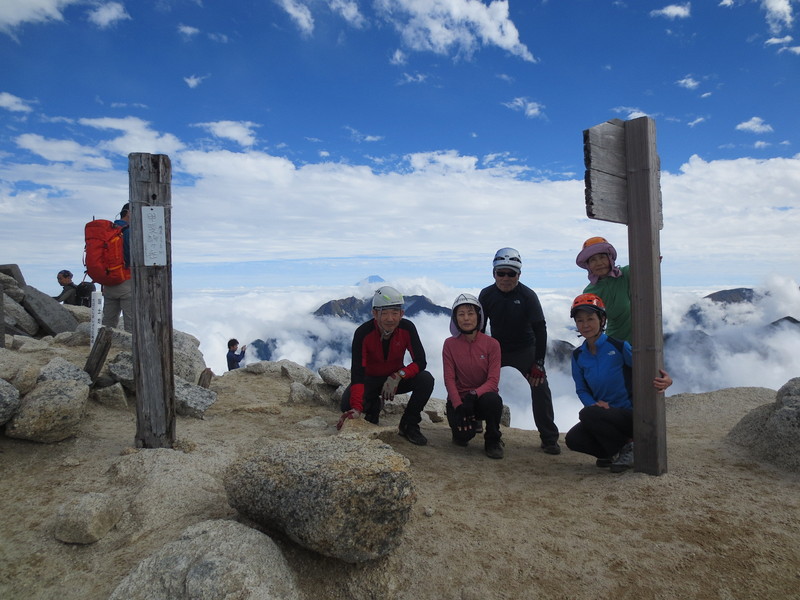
[141,206,167,266]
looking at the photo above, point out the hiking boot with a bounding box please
[610,442,634,473]
[485,439,505,459]
[452,433,469,447]
[541,442,561,455]
[595,456,614,468]
[399,423,428,446]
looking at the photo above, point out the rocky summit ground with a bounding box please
[1,347,799,599]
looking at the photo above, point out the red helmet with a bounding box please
[570,293,606,318]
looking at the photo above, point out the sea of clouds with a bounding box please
[173,275,800,432]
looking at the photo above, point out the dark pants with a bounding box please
[341,370,434,426]
[501,346,559,445]
[446,392,503,444]
[565,405,633,459]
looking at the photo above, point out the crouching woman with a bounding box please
[565,293,672,473]
[442,294,505,459]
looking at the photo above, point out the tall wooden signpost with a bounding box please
[583,117,667,475]
[129,153,176,449]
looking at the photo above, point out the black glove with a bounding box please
[453,403,470,431]
[460,392,478,419]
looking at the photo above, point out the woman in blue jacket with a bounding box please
[565,293,672,472]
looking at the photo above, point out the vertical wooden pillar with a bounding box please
[128,153,175,448]
[0,282,5,348]
[625,118,667,475]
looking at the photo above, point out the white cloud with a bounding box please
[184,74,209,88]
[762,0,793,34]
[0,91,33,112]
[78,116,185,156]
[736,116,774,134]
[765,35,792,45]
[15,133,111,168]
[650,3,691,19]
[208,32,228,43]
[345,126,383,143]
[194,121,260,147]
[688,117,705,127]
[398,72,427,84]
[613,106,650,119]
[754,140,770,149]
[719,0,734,6]
[87,2,130,28]
[503,97,545,118]
[275,0,314,35]
[0,0,78,36]
[390,48,407,65]
[178,23,200,37]
[676,75,700,89]
[778,45,800,54]
[375,0,535,62]
[328,0,365,28]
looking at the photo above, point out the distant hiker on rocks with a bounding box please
[227,339,247,370]
[576,236,632,343]
[52,270,79,305]
[100,203,132,332]
[479,248,561,456]
[442,293,505,459]
[565,293,672,473]
[337,286,434,446]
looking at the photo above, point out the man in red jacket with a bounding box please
[338,286,434,446]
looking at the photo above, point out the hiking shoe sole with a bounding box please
[541,443,561,455]
[399,428,428,446]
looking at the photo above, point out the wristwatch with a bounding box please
[397,369,406,378]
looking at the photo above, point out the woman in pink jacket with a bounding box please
[442,293,505,459]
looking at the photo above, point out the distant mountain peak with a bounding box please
[355,275,385,285]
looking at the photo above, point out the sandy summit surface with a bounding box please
[1,362,799,600]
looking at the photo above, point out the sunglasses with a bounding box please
[495,270,518,278]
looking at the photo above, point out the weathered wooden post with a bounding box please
[0,282,5,348]
[128,153,175,448]
[583,116,667,475]
[83,326,113,384]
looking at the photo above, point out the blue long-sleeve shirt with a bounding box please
[571,334,633,409]
[227,349,245,370]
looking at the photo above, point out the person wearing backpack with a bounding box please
[100,203,132,332]
[565,293,672,473]
[53,270,80,305]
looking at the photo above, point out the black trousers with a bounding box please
[341,370,434,426]
[564,405,632,459]
[446,391,503,444]
[500,346,559,445]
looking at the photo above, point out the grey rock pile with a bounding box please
[728,377,800,472]
[225,435,416,563]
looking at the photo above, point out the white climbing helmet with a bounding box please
[492,247,522,273]
[372,286,404,310]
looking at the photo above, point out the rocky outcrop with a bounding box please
[108,520,302,600]
[5,380,89,442]
[225,435,416,563]
[53,492,126,544]
[0,378,21,425]
[22,285,78,336]
[175,378,217,418]
[728,378,800,472]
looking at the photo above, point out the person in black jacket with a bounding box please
[479,248,561,455]
[338,286,434,446]
[53,270,80,305]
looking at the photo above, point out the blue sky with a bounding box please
[1,0,799,294]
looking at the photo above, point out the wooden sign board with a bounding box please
[583,118,663,229]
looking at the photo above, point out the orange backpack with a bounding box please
[84,219,131,286]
